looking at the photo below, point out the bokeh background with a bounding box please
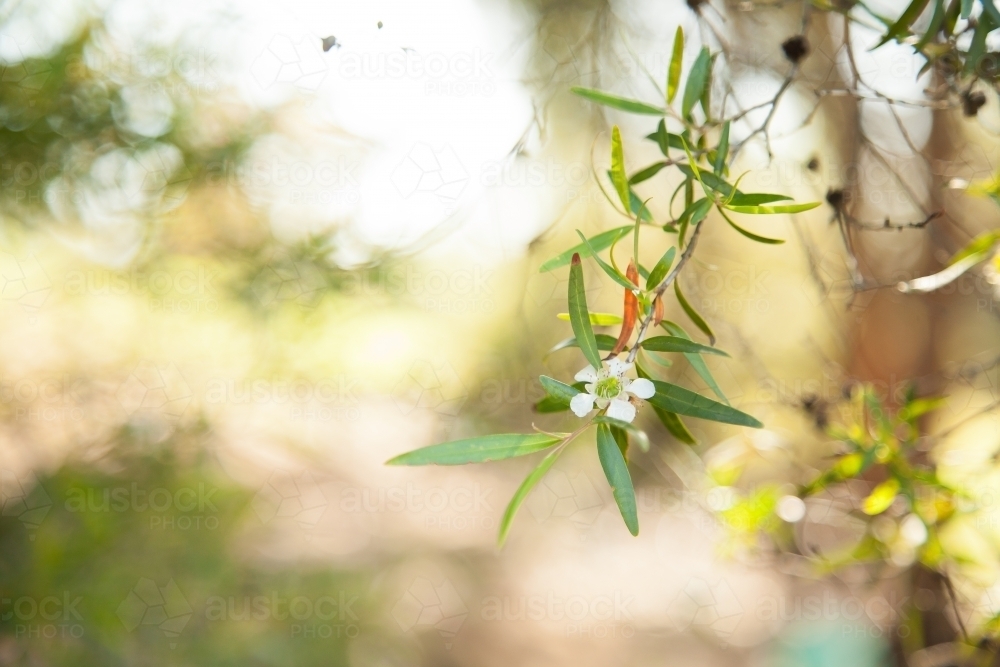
[2,0,1000,665]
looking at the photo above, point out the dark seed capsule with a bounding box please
[826,188,845,210]
[963,90,987,117]
[781,36,809,64]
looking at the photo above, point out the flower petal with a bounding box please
[575,366,599,383]
[570,392,597,417]
[608,359,632,377]
[606,398,636,423]
[626,377,655,399]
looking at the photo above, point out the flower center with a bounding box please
[594,376,623,400]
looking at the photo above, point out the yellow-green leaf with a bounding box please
[862,478,900,515]
[611,125,631,213]
[557,312,623,326]
[667,27,684,105]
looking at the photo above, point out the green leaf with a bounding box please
[897,231,1000,293]
[876,0,931,46]
[568,253,604,370]
[662,321,728,404]
[727,192,793,206]
[597,424,639,535]
[571,87,667,115]
[714,121,730,176]
[628,188,654,222]
[944,0,961,36]
[720,207,785,244]
[961,0,973,19]
[629,161,670,185]
[611,126,631,213]
[899,396,946,422]
[674,281,715,345]
[540,226,632,272]
[948,229,1000,265]
[676,163,731,198]
[546,334,619,356]
[677,197,712,246]
[660,409,697,443]
[557,312,623,326]
[611,425,629,460]
[499,445,565,546]
[675,165,794,208]
[648,380,762,427]
[645,120,689,157]
[641,336,729,356]
[636,364,697,444]
[387,433,563,466]
[534,396,571,413]
[980,0,1000,24]
[576,230,639,290]
[964,11,995,75]
[646,246,677,290]
[667,27,684,104]
[539,376,582,404]
[862,478,900,515]
[724,202,821,214]
[682,47,712,120]
[916,0,946,48]
[595,416,650,452]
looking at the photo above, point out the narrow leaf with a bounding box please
[667,27,684,104]
[725,202,821,214]
[682,48,712,120]
[629,161,670,185]
[637,365,697,444]
[649,380,763,427]
[597,424,639,535]
[571,87,667,115]
[569,253,604,370]
[388,433,563,466]
[595,416,650,452]
[862,478,900,515]
[964,11,994,75]
[546,334,619,356]
[557,312,623,326]
[577,230,639,290]
[540,226,632,272]
[646,246,677,290]
[897,251,986,293]
[714,121,730,176]
[539,376,582,404]
[641,336,729,356]
[876,0,931,46]
[499,446,564,546]
[611,126,631,213]
[674,281,715,345]
[662,321,728,403]
[720,207,785,244]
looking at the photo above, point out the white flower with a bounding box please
[569,359,655,423]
